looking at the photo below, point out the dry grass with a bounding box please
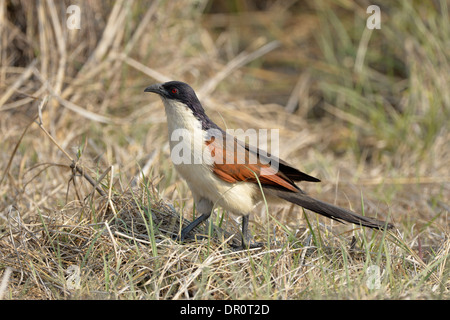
[0,0,449,299]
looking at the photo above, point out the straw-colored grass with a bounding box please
[0,0,448,299]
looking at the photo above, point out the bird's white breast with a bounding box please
[162,99,257,214]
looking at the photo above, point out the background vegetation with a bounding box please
[0,0,448,299]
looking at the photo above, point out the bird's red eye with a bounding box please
[171,88,178,94]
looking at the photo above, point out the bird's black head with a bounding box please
[145,81,219,130]
[144,81,201,106]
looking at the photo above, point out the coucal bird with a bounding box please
[145,81,393,249]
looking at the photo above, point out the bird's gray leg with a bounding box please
[235,214,264,250]
[178,198,213,241]
[241,214,251,248]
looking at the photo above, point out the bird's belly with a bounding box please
[173,161,257,214]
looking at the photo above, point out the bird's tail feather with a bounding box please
[274,191,393,230]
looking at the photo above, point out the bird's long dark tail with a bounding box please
[274,190,394,230]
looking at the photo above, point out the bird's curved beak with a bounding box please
[144,83,165,95]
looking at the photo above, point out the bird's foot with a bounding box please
[173,231,208,243]
[230,240,264,251]
[172,233,185,243]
